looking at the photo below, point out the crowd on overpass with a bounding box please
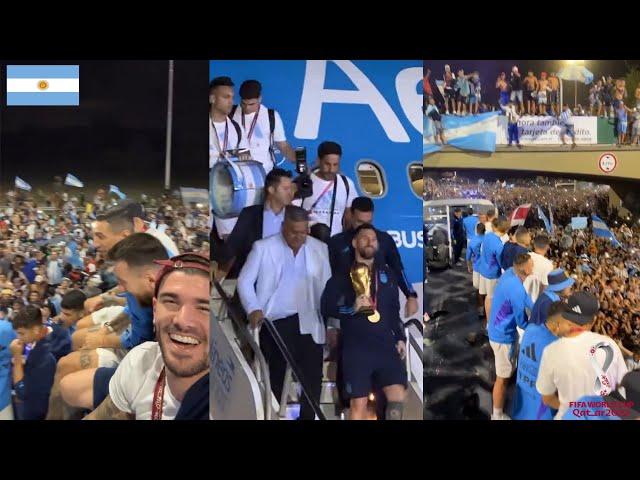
[424,64,640,146]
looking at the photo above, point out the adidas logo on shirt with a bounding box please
[521,343,537,362]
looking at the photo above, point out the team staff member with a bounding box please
[230,80,296,173]
[451,208,465,265]
[238,206,331,420]
[213,168,294,280]
[487,253,534,420]
[322,224,407,420]
[294,141,357,237]
[327,197,418,317]
[85,253,210,420]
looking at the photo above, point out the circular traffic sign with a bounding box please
[598,153,617,173]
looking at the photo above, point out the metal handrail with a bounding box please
[212,279,272,420]
[403,317,424,335]
[261,318,327,420]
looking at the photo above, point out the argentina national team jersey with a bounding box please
[512,323,558,420]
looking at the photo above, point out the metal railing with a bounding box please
[213,279,326,420]
[212,279,272,420]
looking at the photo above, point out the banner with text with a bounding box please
[497,116,598,145]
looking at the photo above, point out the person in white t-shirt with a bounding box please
[231,80,296,174]
[209,76,252,238]
[536,291,628,420]
[85,253,210,420]
[523,234,554,304]
[293,141,357,237]
[209,76,250,169]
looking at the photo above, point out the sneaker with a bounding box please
[491,412,511,420]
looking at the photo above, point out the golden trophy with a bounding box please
[350,262,380,323]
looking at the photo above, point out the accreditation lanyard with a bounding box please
[242,105,260,142]
[210,118,229,155]
[151,367,166,420]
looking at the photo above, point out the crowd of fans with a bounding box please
[424,65,640,146]
[0,184,210,420]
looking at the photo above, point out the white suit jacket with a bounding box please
[237,233,331,344]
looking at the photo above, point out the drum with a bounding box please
[210,159,266,219]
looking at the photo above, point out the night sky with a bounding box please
[424,60,640,107]
[0,60,207,194]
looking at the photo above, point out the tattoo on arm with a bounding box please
[107,311,131,333]
[84,395,134,421]
[102,295,126,308]
[80,349,93,369]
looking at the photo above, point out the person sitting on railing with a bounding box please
[321,223,408,420]
[84,253,210,420]
[47,233,169,419]
[238,205,331,420]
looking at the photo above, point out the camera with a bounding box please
[292,146,313,200]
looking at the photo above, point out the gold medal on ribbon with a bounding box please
[368,310,380,323]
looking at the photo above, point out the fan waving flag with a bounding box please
[441,111,499,153]
[7,65,79,106]
[537,206,552,234]
[109,185,126,200]
[15,177,32,192]
[509,203,531,227]
[591,214,622,248]
[64,173,84,188]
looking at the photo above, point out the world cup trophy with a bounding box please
[350,262,374,316]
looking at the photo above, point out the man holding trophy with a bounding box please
[321,223,407,420]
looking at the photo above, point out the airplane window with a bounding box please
[408,163,423,199]
[355,161,386,197]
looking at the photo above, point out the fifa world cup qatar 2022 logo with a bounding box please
[589,342,615,396]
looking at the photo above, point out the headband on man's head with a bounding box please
[153,253,210,298]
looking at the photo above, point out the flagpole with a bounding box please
[164,60,174,192]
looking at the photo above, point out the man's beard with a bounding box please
[358,247,376,260]
[158,329,209,378]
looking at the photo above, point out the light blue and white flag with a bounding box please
[571,216,588,230]
[15,177,32,191]
[538,206,552,234]
[7,65,79,106]
[179,187,208,205]
[64,173,84,188]
[109,185,126,200]
[423,117,442,156]
[548,204,554,233]
[441,111,499,153]
[591,214,622,247]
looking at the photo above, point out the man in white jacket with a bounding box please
[238,205,331,420]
